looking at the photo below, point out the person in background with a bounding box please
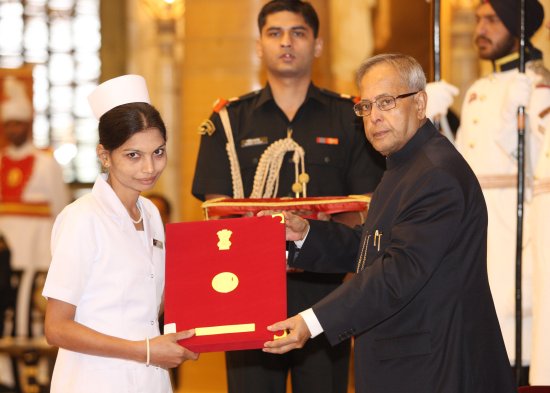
[147,193,172,226]
[42,75,198,393]
[0,76,71,340]
[263,52,516,393]
[0,232,11,337]
[530,87,550,385]
[192,1,384,392]
[425,0,550,384]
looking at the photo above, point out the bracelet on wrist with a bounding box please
[146,337,150,367]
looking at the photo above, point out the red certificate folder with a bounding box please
[164,215,287,353]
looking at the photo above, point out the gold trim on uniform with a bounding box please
[7,167,23,188]
[198,119,216,136]
[0,201,51,217]
[494,52,518,72]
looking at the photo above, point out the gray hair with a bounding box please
[356,53,427,91]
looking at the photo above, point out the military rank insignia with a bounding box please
[198,119,215,136]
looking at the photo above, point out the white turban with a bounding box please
[1,76,33,122]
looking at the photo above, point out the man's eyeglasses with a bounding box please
[353,91,420,117]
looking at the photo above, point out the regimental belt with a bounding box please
[534,178,550,196]
[477,174,518,189]
[476,175,550,195]
[0,201,52,217]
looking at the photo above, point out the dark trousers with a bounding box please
[226,334,350,393]
[514,365,530,387]
[226,271,351,393]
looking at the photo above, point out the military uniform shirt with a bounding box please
[192,83,384,201]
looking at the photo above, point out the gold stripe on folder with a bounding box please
[195,323,256,336]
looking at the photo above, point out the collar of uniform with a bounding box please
[493,45,543,72]
[254,83,328,110]
[92,173,150,230]
[386,119,436,170]
[254,85,275,109]
[3,141,35,159]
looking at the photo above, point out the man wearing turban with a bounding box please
[0,76,70,341]
[426,0,550,385]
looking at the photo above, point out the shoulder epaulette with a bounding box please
[212,98,230,113]
[212,90,261,113]
[319,88,361,104]
[234,90,261,101]
[532,61,550,86]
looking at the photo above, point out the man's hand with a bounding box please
[425,80,459,120]
[496,74,536,158]
[503,73,532,118]
[258,210,310,242]
[263,315,311,354]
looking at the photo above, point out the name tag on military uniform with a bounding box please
[240,137,268,148]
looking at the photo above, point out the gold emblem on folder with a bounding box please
[195,323,255,336]
[217,229,233,250]
[212,272,239,293]
[271,213,285,223]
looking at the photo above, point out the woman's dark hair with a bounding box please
[258,0,319,38]
[98,102,167,151]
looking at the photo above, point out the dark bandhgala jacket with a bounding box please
[291,120,516,393]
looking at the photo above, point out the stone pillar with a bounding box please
[448,2,479,116]
[126,0,185,221]
[328,0,376,95]
[178,0,263,223]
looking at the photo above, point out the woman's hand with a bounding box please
[149,329,199,368]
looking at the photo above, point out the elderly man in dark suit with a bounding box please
[263,53,516,393]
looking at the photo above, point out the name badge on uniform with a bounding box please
[316,137,339,145]
[153,239,164,249]
[240,137,268,148]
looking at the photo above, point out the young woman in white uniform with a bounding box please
[42,75,198,393]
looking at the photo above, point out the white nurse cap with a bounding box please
[87,74,151,120]
[1,76,33,122]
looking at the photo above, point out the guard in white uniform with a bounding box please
[0,78,69,391]
[42,75,198,393]
[456,56,550,371]
[0,76,70,339]
[426,0,549,384]
[530,101,550,384]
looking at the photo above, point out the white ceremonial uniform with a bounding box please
[0,141,70,338]
[530,93,550,384]
[455,58,550,366]
[42,174,171,393]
